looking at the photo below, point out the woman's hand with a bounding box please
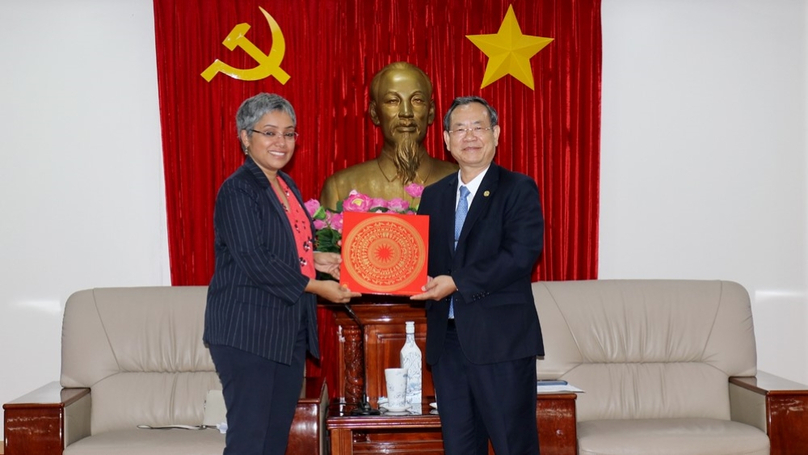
[306,279,361,303]
[313,252,342,279]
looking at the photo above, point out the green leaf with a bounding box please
[314,228,342,254]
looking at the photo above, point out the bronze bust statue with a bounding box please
[319,62,458,210]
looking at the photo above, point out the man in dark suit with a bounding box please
[411,96,545,455]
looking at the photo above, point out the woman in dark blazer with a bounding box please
[204,93,360,455]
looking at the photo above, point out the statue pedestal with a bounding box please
[328,297,433,404]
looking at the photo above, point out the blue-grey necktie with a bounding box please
[449,186,470,318]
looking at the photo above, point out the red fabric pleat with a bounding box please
[153,0,601,397]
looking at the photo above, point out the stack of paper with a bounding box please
[536,380,584,393]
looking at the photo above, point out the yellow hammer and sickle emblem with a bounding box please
[201,7,290,83]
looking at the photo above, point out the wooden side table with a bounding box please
[328,393,577,455]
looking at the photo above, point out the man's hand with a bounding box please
[410,275,457,301]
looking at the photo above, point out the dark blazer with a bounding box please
[204,157,319,365]
[417,163,544,365]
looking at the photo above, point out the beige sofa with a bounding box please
[6,281,808,455]
[3,286,327,455]
[532,280,808,455]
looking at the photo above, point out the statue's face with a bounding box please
[370,68,435,149]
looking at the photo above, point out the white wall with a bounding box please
[600,0,808,382]
[1,0,806,432]
[0,1,170,427]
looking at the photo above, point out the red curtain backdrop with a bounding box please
[153,0,601,389]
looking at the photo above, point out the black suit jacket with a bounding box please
[204,157,319,365]
[417,163,544,365]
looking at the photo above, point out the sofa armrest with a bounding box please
[730,371,808,455]
[3,382,91,455]
[289,376,329,455]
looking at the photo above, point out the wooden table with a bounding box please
[329,301,431,404]
[327,393,577,455]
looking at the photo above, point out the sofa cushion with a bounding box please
[577,418,769,455]
[89,371,222,434]
[63,428,225,455]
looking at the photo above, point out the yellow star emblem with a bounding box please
[466,5,553,90]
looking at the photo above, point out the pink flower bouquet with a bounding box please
[305,185,423,253]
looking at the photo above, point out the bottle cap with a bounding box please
[405,321,415,333]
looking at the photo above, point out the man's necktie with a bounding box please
[449,185,470,318]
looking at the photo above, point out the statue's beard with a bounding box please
[394,137,422,185]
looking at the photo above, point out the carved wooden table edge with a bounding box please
[327,393,578,455]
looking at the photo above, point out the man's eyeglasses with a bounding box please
[448,126,493,137]
[251,129,299,141]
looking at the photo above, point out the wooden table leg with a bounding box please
[330,427,354,455]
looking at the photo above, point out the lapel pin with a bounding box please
[483,190,490,197]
